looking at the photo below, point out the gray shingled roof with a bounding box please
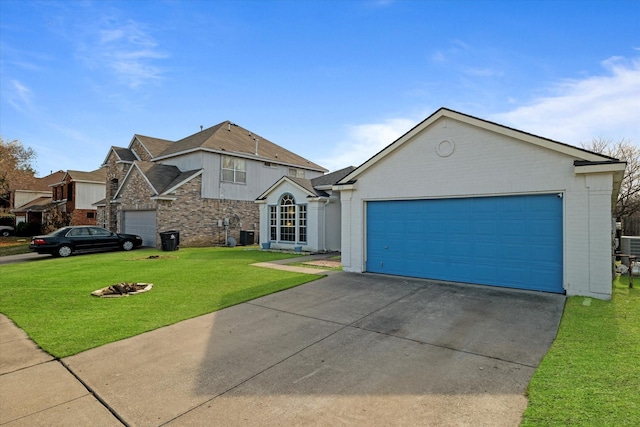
[287,177,329,197]
[311,166,356,187]
[12,196,51,212]
[133,162,200,195]
[155,121,326,172]
[134,135,175,157]
[113,147,137,162]
[67,168,107,183]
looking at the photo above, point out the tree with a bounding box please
[0,137,38,208]
[582,138,640,220]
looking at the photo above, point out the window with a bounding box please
[87,212,95,219]
[298,204,307,243]
[67,183,73,201]
[289,168,305,178]
[279,194,296,242]
[222,156,246,183]
[268,193,307,243]
[269,206,277,241]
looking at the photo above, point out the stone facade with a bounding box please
[156,176,259,247]
[115,171,259,247]
[104,151,132,232]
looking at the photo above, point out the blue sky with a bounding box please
[1,0,639,177]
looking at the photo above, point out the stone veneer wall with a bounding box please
[156,176,260,247]
[130,139,153,161]
[104,151,132,232]
[117,171,259,247]
[116,167,157,233]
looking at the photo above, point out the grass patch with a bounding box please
[0,247,319,358]
[522,275,640,426]
[0,236,31,256]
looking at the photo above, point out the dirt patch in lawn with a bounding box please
[302,259,342,268]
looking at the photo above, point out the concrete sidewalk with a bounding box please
[0,314,123,426]
[1,271,565,426]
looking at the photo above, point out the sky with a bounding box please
[1,0,639,177]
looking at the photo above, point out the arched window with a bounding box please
[268,193,307,243]
[279,194,296,241]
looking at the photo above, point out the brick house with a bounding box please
[50,169,107,226]
[11,170,65,227]
[101,121,326,247]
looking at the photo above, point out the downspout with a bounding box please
[322,198,330,252]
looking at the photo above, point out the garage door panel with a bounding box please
[366,195,563,293]
[123,210,156,247]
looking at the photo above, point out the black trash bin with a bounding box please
[160,230,179,251]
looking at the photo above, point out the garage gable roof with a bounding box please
[114,161,201,199]
[337,107,621,186]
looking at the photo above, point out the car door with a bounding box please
[67,227,93,250]
[89,227,120,250]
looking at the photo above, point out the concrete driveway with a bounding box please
[56,272,564,426]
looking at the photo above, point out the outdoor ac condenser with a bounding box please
[620,236,640,275]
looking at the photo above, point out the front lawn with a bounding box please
[522,275,639,426]
[0,236,31,256]
[0,247,319,358]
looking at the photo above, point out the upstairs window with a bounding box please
[222,156,246,183]
[288,168,305,178]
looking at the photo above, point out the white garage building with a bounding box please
[335,108,625,299]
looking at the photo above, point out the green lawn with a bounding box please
[0,236,31,256]
[522,275,640,426]
[0,247,319,358]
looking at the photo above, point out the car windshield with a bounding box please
[48,228,71,236]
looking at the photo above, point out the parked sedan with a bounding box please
[30,226,143,257]
[0,225,14,237]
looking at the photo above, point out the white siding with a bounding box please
[14,190,50,208]
[257,180,325,252]
[76,182,106,209]
[189,152,324,201]
[341,117,617,299]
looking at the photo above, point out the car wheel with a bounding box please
[121,240,134,251]
[57,245,72,257]
[0,230,9,237]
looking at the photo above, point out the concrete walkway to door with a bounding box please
[2,272,565,426]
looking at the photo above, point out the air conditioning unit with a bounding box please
[621,236,640,256]
[620,237,640,275]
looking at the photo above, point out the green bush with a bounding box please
[16,221,41,236]
[0,213,15,227]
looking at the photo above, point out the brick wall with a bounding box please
[156,175,260,247]
[116,171,259,247]
[70,209,98,226]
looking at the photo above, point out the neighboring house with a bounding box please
[50,169,107,226]
[11,171,65,227]
[101,121,327,247]
[334,108,625,300]
[256,166,355,252]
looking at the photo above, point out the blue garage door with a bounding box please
[366,194,563,293]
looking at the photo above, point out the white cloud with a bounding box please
[79,18,168,88]
[492,56,640,146]
[319,117,417,171]
[7,80,34,112]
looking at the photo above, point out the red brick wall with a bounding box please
[70,209,97,226]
